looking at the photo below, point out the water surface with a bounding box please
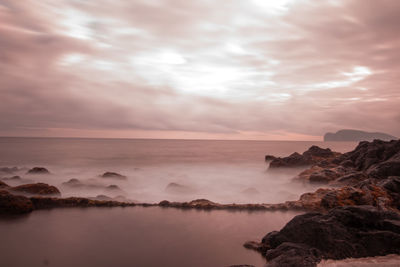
[0,207,300,267]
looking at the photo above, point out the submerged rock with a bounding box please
[241,187,260,195]
[1,176,34,185]
[246,206,400,266]
[100,172,127,180]
[10,183,61,197]
[26,167,50,175]
[0,190,34,214]
[0,167,19,174]
[165,182,193,194]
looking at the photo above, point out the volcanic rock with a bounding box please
[0,190,34,214]
[247,206,400,266]
[27,167,50,175]
[100,172,127,180]
[10,183,61,196]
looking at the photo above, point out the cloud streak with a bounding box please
[0,0,399,140]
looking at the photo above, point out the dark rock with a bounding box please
[0,190,34,214]
[62,178,82,187]
[10,183,61,196]
[309,169,340,184]
[0,167,19,174]
[265,155,276,161]
[269,146,338,169]
[255,206,400,266]
[269,152,313,168]
[302,146,334,158]
[1,176,34,185]
[27,167,50,175]
[30,196,135,210]
[165,182,192,194]
[0,180,9,188]
[100,172,126,180]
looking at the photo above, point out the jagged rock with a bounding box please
[247,206,400,266]
[0,180,9,188]
[0,190,34,214]
[269,152,313,168]
[269,146,338,169]
[339,140,400,174]
[100,172,127,180]
[265,155,276,161]
[303,146,334,158]
[26,167,50,175]
[10,183,61,196]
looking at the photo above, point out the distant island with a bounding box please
[324,129,397,141]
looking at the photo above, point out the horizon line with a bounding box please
[0,135,330,142]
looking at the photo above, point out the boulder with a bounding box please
[0,180,9,189]
[269,146,338,169]
[26,167,50,175]
[0,190,34,214]
[10,183,61,196]
[269,152,314,168]
[100,172,127,180]
[165,182,193,194]
[247,206,400,266]
[265,155,277,161]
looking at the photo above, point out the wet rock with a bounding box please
[27,167,50,175]
[10,183,61,197]
[92,194,113,201]
[0,190,34,214]
[241,187,260,195]
[269,152,313,168]
[339,139,400,175]
[309,169,340,184]
[1,176,34,185]
[269,146,338,169]
[106,185,121,191]
[0,167,19,174]
[100,172,127,180]
[303,146,334,158]
[265,155,276,161]
[165,182,193,194]
[62,178,82,187]
[0,180,9,188]
[251,206,400,266]
[30,196,135,210]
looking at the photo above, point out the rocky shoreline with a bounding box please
[1,139,399,266]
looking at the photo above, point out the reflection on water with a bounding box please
[0,207,300,267]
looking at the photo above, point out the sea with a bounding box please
[0,137,359,267]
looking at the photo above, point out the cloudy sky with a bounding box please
[1,0,399,140]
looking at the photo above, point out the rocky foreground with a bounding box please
[244,139,400,266]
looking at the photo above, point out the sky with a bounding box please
[0,0,399,140]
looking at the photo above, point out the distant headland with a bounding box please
[324,129,397,141]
